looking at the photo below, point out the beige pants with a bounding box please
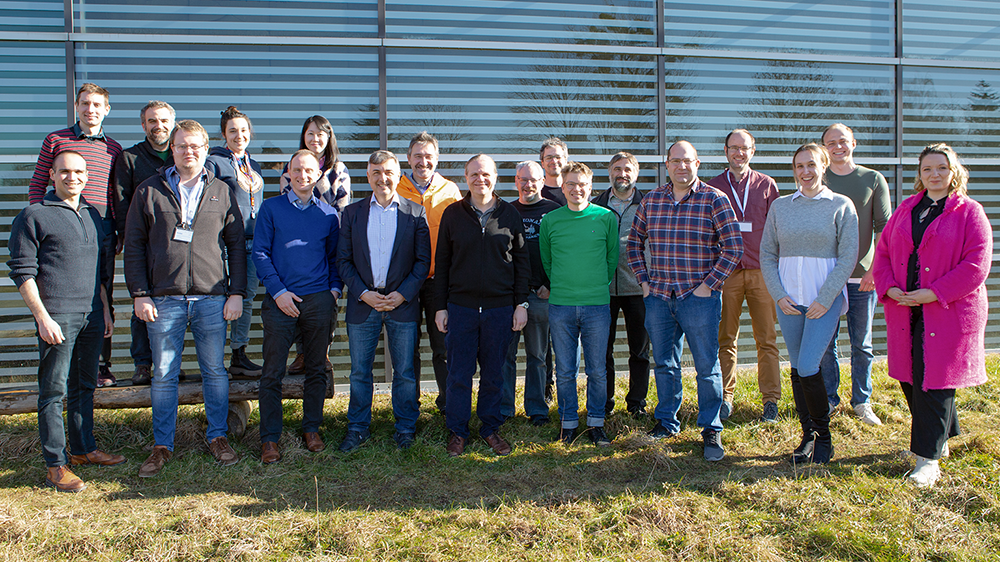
[718,269,781,404]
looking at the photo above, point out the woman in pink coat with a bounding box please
[872,143,992,488]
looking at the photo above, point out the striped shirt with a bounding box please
[627,180,743,300]
[28,124,123,219]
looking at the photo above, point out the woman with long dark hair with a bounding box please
[279,115,351,212]
[873,143,992,487]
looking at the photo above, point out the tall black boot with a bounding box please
[789,368,816,464]
[799,372,833,464]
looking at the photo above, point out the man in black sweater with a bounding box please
[112,100,175,386]
[434,154,530,457]
[8,151,125,492]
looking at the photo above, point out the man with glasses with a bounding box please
[627,141,743,461]
[501,161,560,426]
[539,137,569,206]
[124,120,247,477]
[818,123,891,426]
[706,130,781,423]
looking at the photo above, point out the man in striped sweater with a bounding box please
[29,83,123,388]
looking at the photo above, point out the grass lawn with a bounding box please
[1,357,999,561]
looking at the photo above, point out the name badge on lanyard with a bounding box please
[727,170,752,233]
[173,222,194,243]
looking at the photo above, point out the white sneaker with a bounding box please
[901,442,949,462]
[907,456,941,488]
[853,402,883,426]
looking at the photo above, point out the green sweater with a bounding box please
[825,165,891,277]
[539,203,618,306]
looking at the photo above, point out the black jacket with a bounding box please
[434,193,530,311]
[112,139,173,238]
[124,167,247,298]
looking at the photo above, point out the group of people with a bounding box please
[9,83,990,493]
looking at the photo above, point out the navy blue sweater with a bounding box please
[252,191,343,298]
[205,145,263,239]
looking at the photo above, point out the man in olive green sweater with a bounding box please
[540,161,618,447]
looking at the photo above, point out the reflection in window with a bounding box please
[903,67,1000,158]
[903,0,1000,61]
[0,43,67,155]
[0,0,64,33]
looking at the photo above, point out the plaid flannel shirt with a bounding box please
[627,180,743,300]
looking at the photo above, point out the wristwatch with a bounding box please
[517,301,529,310]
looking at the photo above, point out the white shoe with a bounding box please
[901,442,949,462]
[853,402,883,426]
[907,456,941,488]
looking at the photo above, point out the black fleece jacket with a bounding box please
[434,193,530,311]
[124,167,247,298]
[112,139,173,238]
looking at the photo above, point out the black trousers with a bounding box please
[415,276,449,411]
[900,311,960,460]
[605,294,650,412]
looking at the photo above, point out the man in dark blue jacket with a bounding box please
[253,150,342,463]
[336,150,431,452]
[8,151,124,492]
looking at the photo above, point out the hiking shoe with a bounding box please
[132,364,152,386]
[588,426,611,447]
[138,446,171,478]
[208,436,240,466]
[703,429,725,461]
[761,401,779,423]
[229,346,262,377]
[648,422,676,440]
[853,403,883,426]
[97,363,117,388]
[338,430,370,453]
[46,465,85,492]
[555,427,577,445]
[720,400,733,421]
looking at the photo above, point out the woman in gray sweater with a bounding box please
[761,143,859,464]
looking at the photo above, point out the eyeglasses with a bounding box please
[173,144,206,152]
[726,145,753,153]
[667,159,696,166]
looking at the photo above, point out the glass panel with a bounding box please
[386,0,656,46]
[0,42,67,156]
[665,57,896,158]
[903,66,1000,158]
[0,0,65,33]
[903,0,1000,61]
[75,42,380,188]
[385,48,658,159]
[73,0,378,37]
[664,0,895,56]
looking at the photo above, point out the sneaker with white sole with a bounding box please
[901,441,949,462]
[907,456,941,488]
[703,429,725,461]
[853,402,882,426]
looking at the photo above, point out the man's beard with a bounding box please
[613,180,635,194]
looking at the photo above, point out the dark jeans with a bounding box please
[130,313,152,367]
[100,218,115,366]
[37,310,103,467]
[500,291,550,419]
[416,276,449,411]
[445,303,512,439]
[258,291,334,444]
[901,311,960,460]
[605,294,650,413]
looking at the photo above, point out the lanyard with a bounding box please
[726,169,750,221]
[234,154,260,219]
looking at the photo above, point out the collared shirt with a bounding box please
[286,188,319,210]
[473,198,498,228]
[165,166,207,226]
[778,189,847,314]
[407,171,432,195]
[71,122,106,141]
[706,168,779,270]
[367,192,400,289]
[608,189,631,217]
[626,180,743,300]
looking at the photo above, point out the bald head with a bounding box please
[666,140,700,190]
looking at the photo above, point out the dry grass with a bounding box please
[1,358,999,561]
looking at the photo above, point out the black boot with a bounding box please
[789,368,816,464]
[230,346,263,377]
[799,372,833,464]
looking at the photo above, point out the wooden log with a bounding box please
[226,400,253,437]
[0,372,334,416]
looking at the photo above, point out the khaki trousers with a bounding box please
[718,269,781,404]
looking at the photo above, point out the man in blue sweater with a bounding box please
[253,150,343,463]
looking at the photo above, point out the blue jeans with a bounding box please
[346,309,419,434]
[820,283,875,407]
[778,293,846,379]
[501,291,550,419]
[643,292,724,434]
[37,310,103,467]
[230,240,258,349]
[146,295,230,450]
[549,304,610,429]
[258,291,333,443]
[445,303,512,439]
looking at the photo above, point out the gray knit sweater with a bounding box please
[760,190,859,309]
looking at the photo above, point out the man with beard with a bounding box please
[539,137,568,206]
[593,152,651,418]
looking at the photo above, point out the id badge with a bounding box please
[173,225,194,243]
[737,221,752,233]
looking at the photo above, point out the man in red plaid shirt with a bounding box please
[627,140,743,461]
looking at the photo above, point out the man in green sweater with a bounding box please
[540,161,618,446]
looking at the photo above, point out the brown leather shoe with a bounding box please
[46,465,86,492]
[261,442,281,464]
[288,354,305,375]
[302,432,325,452]
[446,433,466,457]
[483,432,512,456]
[208,436,240,466]
[69,449,126,467]
[138,446,171,478]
